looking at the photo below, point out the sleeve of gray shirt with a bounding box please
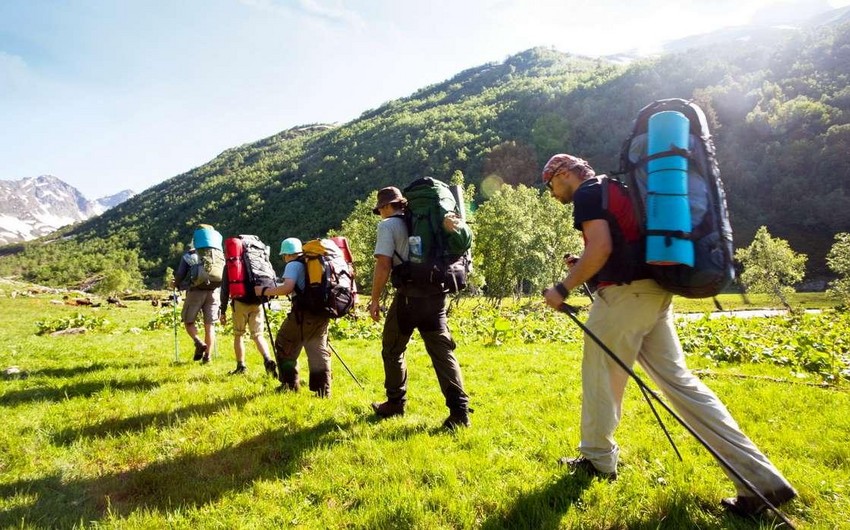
[374,217,409,267]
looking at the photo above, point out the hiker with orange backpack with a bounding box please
[256,237,334,397]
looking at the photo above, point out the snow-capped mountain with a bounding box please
[0,176,135,245]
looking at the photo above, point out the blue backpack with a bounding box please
[616,99,735,298]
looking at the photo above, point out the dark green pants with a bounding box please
[380,293,469,412]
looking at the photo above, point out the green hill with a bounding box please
[3,20,850,289]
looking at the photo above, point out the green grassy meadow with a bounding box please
[1,286,848,529]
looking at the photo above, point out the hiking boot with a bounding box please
[193,341,206,361]
[276,381,300,392]
[201,354,210,364]
[559,456,617,481]
[229,364,247,375]
[278,367,300,392]
[371,400,405,418]
[263,359,278,379]
[721,485,797,517]
[309,371,332,398]
[442,410,471,431]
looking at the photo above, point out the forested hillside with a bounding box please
[2,18,850,289]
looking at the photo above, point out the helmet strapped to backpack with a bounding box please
[188,226,225,289]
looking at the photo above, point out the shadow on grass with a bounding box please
[50,392,265,445]
[1,361,163,382]
[481,473,773,529]
[0,379,161,406]
[0,419,343,527]
[480,472,593,530]
[22,360,161,379]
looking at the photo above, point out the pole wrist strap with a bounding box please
[553,283,569,298]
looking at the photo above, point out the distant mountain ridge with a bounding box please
[0,176,135,245]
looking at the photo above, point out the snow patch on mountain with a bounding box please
[0,176,135,245]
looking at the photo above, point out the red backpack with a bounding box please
[595,175,649,285]
[223,235,277,303]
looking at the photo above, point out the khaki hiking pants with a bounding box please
[274,311,331,379]
[580,279,793,496]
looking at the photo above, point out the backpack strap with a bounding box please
[599,176,610,210]
[645,228,693,246]
[387,213,409,265]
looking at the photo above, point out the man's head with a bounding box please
[542,154,596,204]
[279,237,303,262]
[373,186,407,218]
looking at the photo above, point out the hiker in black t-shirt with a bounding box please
[540,153,796,516]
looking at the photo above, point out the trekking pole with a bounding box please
[555,302,796,528]
[262,299,277,356]
[579,283,594,303]
[172,289,180,363]
[327,339,364,390]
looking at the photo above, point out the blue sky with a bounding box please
[2,0,848,198]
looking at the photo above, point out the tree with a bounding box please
[826,232,850,306]
[735,226,807,309]
[330,191,380,294]
[473,184,582,300]
[93,269,132,296]
[163,267,175,289]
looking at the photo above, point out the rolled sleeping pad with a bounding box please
[193,227,223,250]
[330,236,354,264]
[449,184,467,221]
[224,237,247,299]
[645,194,694,266]
[646,111,693,266]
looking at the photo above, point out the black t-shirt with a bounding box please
[572,178,605,231]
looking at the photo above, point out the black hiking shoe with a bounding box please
[229,364,247,375]
[371,400,405,418]
[559,456,617,481]
[721,485,797,517]
[264,359,278,379]
[193,341,206,361]
[442,411,470,431]
[201,354,210,364]
[276,381,300,392]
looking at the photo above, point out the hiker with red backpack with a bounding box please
[368,184,472,431]
[540,153,796,516]
[219,235,278,377]
[256,237,334,397]
[172,224,224,364]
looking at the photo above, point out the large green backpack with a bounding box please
[391,177,473,293]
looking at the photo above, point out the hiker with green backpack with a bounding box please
[540,152,796,517]
[368,181,473,430]
[172,224,225,364]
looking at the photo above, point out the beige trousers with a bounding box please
[580,279,793,495]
